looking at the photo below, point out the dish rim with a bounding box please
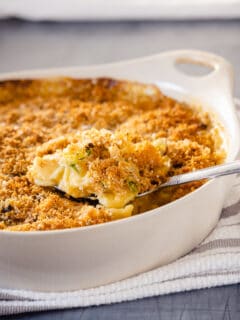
[0,52,239,235]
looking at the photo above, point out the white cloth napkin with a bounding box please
[1,0,240,21]
[1,101,240,316]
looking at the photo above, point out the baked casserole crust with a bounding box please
[0,78,225,231]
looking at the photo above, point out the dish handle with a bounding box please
[154,50,234,100]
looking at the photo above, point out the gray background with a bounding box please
[0,18,240,319]
[0,19,240,95]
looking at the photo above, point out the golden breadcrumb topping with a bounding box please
[0,78,225,231]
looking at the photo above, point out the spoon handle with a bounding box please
[138,161,240,198]
[162,161,240,187]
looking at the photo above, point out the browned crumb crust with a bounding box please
[0,78,225,231]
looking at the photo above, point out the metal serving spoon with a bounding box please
[56,161,240,203]
[138,160,240,198]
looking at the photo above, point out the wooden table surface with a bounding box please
[0,18,240,319]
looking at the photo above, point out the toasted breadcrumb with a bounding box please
[0,78,225,231]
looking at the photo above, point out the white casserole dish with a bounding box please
[0,50,239,292]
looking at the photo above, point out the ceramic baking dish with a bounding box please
[0,50,239,292]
